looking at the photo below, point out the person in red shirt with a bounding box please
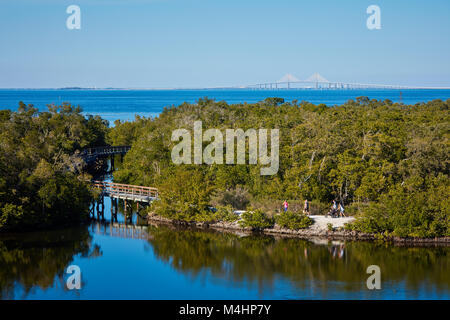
[283,200,289,212]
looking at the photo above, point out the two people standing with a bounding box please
[329,200,346,217]
[282,199,311,215]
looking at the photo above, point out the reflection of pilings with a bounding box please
[91,194,105,221]
[111,197,118,222]
[91,222,151,240]
[89,201,96,218]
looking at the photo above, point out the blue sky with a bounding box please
[1,0,449,88]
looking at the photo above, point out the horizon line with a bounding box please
[2,86,450,90]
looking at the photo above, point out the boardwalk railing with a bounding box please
[81,146,131,162]
[83,146,131,156]
[92,181,158,203]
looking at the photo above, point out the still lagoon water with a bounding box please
[1,202,449,300]
[0,89,449,299]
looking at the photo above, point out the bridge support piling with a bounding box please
[101,196,105,220]
[111,197,118,221]
[110,155,115,172]
[95,195,104,220]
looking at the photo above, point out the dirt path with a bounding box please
[308,215,355,231]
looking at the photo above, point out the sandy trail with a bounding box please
[308,215,355,231]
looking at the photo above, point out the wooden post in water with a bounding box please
[110,197,114,216]
[114,198,118,222]
[111,197,117,220]
[96,195,104,220]
[96,200,100,220]
[101,195,105,220]
[110,155,115,172]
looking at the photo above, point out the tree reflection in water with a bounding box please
[147,225,450,297]
[1,223,448,299]
[0,225,101,299]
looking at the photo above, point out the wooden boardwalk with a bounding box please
[82,145,131,163]
[92,181,158,203]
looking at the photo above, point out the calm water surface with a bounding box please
[0,89,449,123]
[1,197,449,300]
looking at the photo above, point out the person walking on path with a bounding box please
[338,202,346,217]
[303,199,310,215]
[329,200,338,217]
[283,200,289,212]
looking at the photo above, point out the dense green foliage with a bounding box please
[211,205,240,223]
[212,186,250,210]
[275,211,314,230]
[239,209,275,230]
[349,175,450,237]
[0,102,108,231]
[109,97,449,237]
[150,166,215,221]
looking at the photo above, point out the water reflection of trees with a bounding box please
[148,225,450,296]
[0,226,101,299]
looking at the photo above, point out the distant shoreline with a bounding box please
[2,87,450,91]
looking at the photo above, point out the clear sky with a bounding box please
[1,0,449,88]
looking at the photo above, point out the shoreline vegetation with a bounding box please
[1,97,449,243]
[146,213,450,244]
[0,102,108,231]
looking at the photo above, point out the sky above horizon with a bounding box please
[1,0,449,88]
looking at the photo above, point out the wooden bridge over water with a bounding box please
[89,180,158,221]
[92,181,158,203]
[84,145,159,220]
[81,145,131,164]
